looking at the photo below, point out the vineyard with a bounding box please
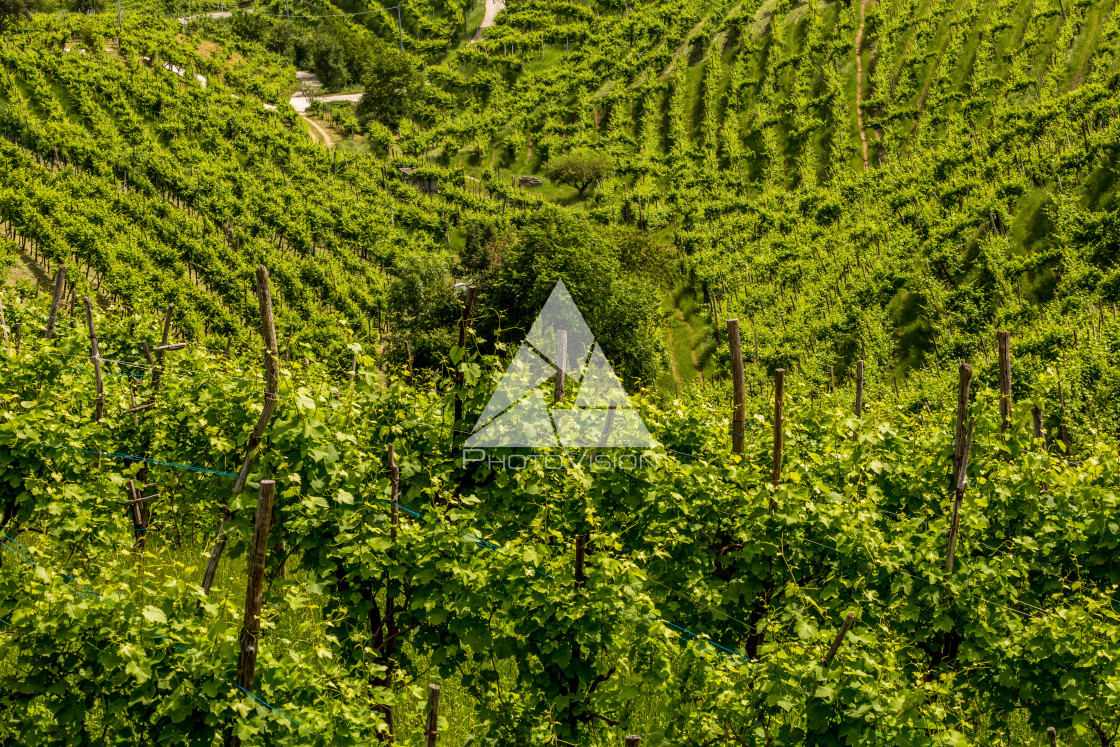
[2,0,1120,743]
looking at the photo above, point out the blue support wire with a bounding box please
[0,531,312,735]
[35,442,240,478]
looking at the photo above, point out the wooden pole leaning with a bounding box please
[727,320,746,454]
[997,330,1012,432]
[202,266,280,595]
[423,684,441,746]
[946,362,975,575]
[45,265,66,340]
[152,303,174,393]
[810,612,855,696]
[855,359,864,419]
[227,480,276,747]
[454,285,477,426]
[83,297,104,422]
[772,368,785,490]
[0,292,8,352]
[554,329,567,404]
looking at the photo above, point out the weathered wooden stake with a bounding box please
[822,612,855,665]
[126,480,146,547]
[952,362,973,481]
[1032,406,1044,447]
[728,320,746,454]
[947,362,975,574]
[810,611,856,696]
[830,366,835,393]
[1057,378,1070,454]
[575,533,586,586]
[997,330,1012,432]
[44,265,66,340]
[1047,727,1057,746]
[772,369,785,487]
[389,443,400,531]
[0,293,8,352]
[13,323,20,353]
[236,479,275,694]
[83,298,104,422]
[405,340,415,386]
[855,359,864,419]
[454,285,477,425]
[946,414,974,577]
[753,329,760,364]
[152,303,174,393]
[554,329,567,404]
[202,267,280,595]
[625,737,640,747]
[424,684,441,747]
[711,297,721,346]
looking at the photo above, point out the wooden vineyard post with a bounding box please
[424,684,441,747]
[728,320,746,454]
[810,612,855,696]
[389,443,400,535]
[947,363,975,574]
[1057,378,1070,455]
[201,266,280,595]
[711,297,721,346]
[753,329,759,365]
[830,366,835,394]
[13,323,19,354]
[233,479,275,741]
[377,442,401,740]
[44,265,66,340]
[1047,727,1057,746]
[83,298,104,422]
[997,330,1012,432]
[854,359,864,441]
[454,285,477,426]
[235,268,280,493]
[554,329,567,404]
[349,354,357,386]
[1032,407,1044,447]
[772,368,785,488]
[0,292,8,352]
[625,737,640,747]
[822,612,855,666]
[405,340,415,386]
[952,362,973,482]
[125,480,147,548]
[152,303,174,393]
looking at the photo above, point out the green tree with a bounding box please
[356,40,423,128]
[0,0,36,32]
[70,0,106,12]
[542,148,613,195]
[311,32,349,90]
[474,206,665,388]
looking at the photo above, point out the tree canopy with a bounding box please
[542,149,613,195]
[356,41,423,129]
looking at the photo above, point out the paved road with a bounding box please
[178,10,236,23]
[289,92,363,114]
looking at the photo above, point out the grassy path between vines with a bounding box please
[660,276,716,392]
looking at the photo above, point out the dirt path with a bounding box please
[303,116,332,146]
[855,0,870,170]
[471,0,506,42]
[662,278,712,388]
[289,72,358,147]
